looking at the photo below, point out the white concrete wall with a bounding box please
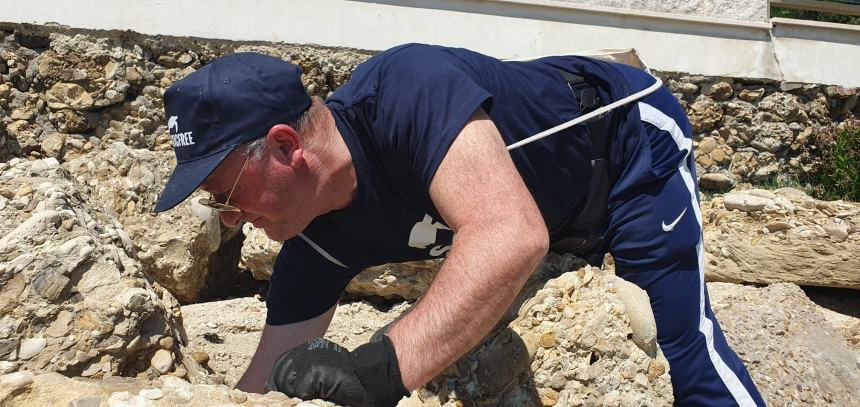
[1,0,858,87]
[770,18,860,87]
[554,0,769,22]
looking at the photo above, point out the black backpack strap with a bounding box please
[549,70,612,266]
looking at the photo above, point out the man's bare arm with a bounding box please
[388,108,549,390]
[234,304,337,393]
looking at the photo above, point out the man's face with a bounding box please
[200,147,316,241]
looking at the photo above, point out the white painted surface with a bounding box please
[771,18,860,86]
[554,0,769,22]
[0,0,858,86]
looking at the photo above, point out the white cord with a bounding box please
[506,74,663,151]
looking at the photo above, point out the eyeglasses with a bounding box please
[198,153,250,213]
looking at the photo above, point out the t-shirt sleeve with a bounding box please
[375,45,494,190]
[265,237,356,325]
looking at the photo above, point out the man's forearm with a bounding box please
[387,224,547,390]
[235,305,337,393]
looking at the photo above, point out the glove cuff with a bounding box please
[351,335,410,407]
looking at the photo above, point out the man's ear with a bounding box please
[265,124,303,167]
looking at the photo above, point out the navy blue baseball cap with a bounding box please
[153,52,311,213]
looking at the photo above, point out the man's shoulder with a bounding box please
[326,43,426,108]
[332,43,483,94]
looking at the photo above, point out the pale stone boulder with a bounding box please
[407,254,673,406]
[241,224,439,300]
[710,282,860,405]
[0,372,331,407]
[703,188,860,290]
[35,33,134,110]
[346,260,441,300]
[240,223,280,281]
[44,82,94,111]
[65,143,224,303]
[0,158,182,379]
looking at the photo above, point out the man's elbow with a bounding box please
[526,225,550,263]
[513,215,549,265]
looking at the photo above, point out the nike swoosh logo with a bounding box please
[662,207,688,232]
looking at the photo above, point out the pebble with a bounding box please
[171,366,187,379]
[138,388,164,400]
[191,350,210,366]
[18,337,47,360]
[46,310,74,337]
[150,349,173,374]
[157,336,174,350]
[698,137,718,154]
[107,391,153,407]
[119,288,154,313]
[647,359,667,381]
[0,361,16,374]
[68,397,102,407]
[229,389,248,403]
[81,362,104,377]
[32,270,71,302]
[679,82,699,95]
[823,224,849,242]
[634,372,649,388]
[539,331,556,348]
[160,376,193,401]
[724,193,774,212]
[739,88,765,102]
[61,218,76,231]
[538,387,560,406]
[765,222,792,233]
[0,371,34,388]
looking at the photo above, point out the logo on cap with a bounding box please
[168,115,195,147]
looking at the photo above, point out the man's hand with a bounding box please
[266,337,409,407]
[235,305,337,393]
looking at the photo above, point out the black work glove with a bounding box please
[265,336,409,407]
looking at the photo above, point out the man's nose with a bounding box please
[218,210,244,227]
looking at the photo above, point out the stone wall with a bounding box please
[659,71,859,191]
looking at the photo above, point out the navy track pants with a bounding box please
[605,65,766,406]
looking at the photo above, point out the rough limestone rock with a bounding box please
[699,172,735,191]
[241,224,439,300]
[0,371,333,407]
[404,254,673,406]
[709,283,860,405]
[33,34,133,103]
[688,96,724,134]
[0,121,22,163]
[804,287,860,355]
[702,188,860,289]
[0,158,182,379]
[233,44,371,98]
[64,143,223,303]
[240,223,280,281]
[346,260,441,300]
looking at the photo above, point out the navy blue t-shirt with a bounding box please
[266,44,642,325]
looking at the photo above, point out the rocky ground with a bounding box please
[179,295,412,388]
[1,23,859,407]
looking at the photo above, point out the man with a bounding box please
[154,45,765,406]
